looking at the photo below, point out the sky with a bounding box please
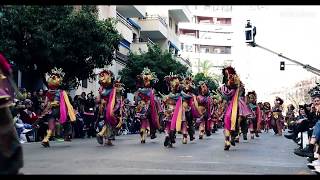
[229,6,320,101]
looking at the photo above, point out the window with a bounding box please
[185,45,193,52]
[175,24,178,34]
[181,43,184,51]
[82,79,88,88]
[192,16,196,23]
[204,6,210,11]
[169,17,172,28]
[132,33,137,42]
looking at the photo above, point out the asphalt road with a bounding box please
[20,129,314,174]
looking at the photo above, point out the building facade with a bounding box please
[73,5,191,97]
[269,76,320,108]
[178,6,234,75]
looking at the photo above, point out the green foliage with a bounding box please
[194,72,219,92]
[0,5,122,89]
[119,44,190,93]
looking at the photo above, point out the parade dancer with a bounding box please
[134,68,160,144]
[96,70,124,146]
[162,73,182,147]
[246,91,262,139]
[285,104,296,130]
[262,102,272,132]
[195,81,214,139]
[271,97,284,136]
[180,74,198,143]
[229,83,249,143]
[41,68,76,147]
[218,66,251,150]
[211,94,221,134]
[0,54,23,174]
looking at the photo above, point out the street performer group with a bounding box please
[7,65,285,152]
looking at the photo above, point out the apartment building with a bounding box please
[178,6,234,75]
[74,5,191,96]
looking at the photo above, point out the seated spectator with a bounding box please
[20,99,38,125]
[294,92,320,159]
[14,115,33,143]
[284,105,309,143]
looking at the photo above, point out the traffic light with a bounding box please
[245,20,256,44]
[280,61,285,70]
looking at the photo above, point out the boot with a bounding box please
[164,136,171,147]
[41,130,52,148]
[206,130,211,137]
[96,133,103,145]
[105,139,113,146]
[255,132,260,137]
[224,141,231,151]
[243,133,248,141]
[170,131,176,144]
[182,134,187,144]
[235,136,240,143]
[294,144,315,158]
[140,129,146,144]
[199,130,204,139]
[150,133,157,139]
[230,137,236,146]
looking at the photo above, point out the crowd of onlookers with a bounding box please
[283,98,320,173]
[11,89,142,144]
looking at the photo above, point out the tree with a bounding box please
[199,59,213,77]
[194,72,219,93]
[119,44,190,94]
[0,5,122,89]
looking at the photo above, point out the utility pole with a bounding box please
[245,20,320,76]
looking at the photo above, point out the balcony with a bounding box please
[138,15,168,40]
[175,56,191,67]
[116,5,146,18]
[168,6,192,23]
[131,38,155,54]
[116,12,134,43]
[179,22,233,33]
[114,51,129,65]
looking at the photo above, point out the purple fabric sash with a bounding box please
[170,96,182,131]
[150,90,160,129]
[59,91,67,124]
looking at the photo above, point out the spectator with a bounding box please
[284,105,309,143]
[73,108,84,139]
[31,91,40,114]
[83,92,96,138]
[294,94,320,159]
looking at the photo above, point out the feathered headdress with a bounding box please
[136,67,158,88]
[164,72,182,91]
[275,96,284,105]
[114,77,125,88]
[308,82,320,98]
[222,66,237,84]
[164,72,182,84]
[49,67,65,78]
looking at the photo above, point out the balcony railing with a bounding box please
[142,15,168,27]
[114,51,129,65]
[133,37,155,45]
[175,56,191,67]
[116,12,133,30]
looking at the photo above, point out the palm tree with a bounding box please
[198,59,222,84]
[199,59,213,77]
